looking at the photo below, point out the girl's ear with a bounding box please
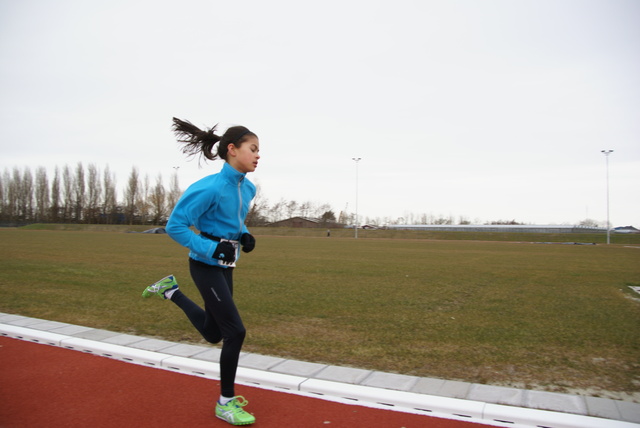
[227,143,237,157]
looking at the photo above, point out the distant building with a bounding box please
[268,216,343,229]
[384,224,607,234]
[268,217,320,228]
[613,225,640,234]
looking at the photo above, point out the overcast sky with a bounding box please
[1,0,638,226]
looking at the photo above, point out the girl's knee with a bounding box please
[203,331,222,344]
[225,328,246,344]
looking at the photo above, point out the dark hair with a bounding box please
[172,117,257,162]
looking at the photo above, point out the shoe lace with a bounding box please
[148,279,172,293]
[230,396,249,409]
[148,284,162,292]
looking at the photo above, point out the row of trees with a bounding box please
[0,164,181,225]
[2,164,603,228]
[0,164,343,227]
[246,189,338,226]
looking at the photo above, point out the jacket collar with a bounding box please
[221,162,246,184]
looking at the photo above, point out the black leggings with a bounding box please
[170,258,246,398]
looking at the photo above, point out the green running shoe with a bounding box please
[215,396,255,426]
[141,275,178,299]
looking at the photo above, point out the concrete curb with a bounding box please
[1,313,638,428]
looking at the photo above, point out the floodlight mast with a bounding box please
[352,157,361,239]
[601,150,613,244]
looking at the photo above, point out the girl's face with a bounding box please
[227,136,260,173]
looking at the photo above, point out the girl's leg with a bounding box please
[188,259,246,398]
[170,289,222,344]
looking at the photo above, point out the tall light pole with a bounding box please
[601,150,613,244]
[352,157,361,239]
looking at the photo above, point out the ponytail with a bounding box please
[172,117,256,162]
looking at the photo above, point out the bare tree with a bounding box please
[0,169,6,221]
[338,209,349,225]
[3,168,19,222]
[579,218,600,228]
[286,200,297,218]
[167,169,181,214]
[74,162,85,222]
[149,174,166,225]
[35,167,50,222]
[298,201,311,218]
[314,203,332,219]
[22,168,34,222]
[61,165,73,222]
[136,173,150,224]
[124,167,139,225]
[102,166,117,224]
[85,164,102,224]
[245,183,269,226]
[7,168,20,221]
[458,215,471,225]
[268,198,285,222]
[433,215,453,225]
[50,167,61,223]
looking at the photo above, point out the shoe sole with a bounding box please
[215,414,255,426]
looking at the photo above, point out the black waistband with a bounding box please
[200,232,221,242]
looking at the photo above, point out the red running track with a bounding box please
[0,336,495,428]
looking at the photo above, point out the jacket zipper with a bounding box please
[237,177,243,238]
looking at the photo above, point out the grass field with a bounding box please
[1,225,639,400]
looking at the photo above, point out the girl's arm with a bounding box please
[165,187,218,259]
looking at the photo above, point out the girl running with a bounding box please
[142,117,260,426]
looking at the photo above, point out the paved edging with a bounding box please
[1,312,638,427]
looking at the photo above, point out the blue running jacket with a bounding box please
[166,162,256,267]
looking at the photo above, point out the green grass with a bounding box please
[1,226,639,398]
[250,226,640,245]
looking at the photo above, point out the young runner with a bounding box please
[142,117,260,426]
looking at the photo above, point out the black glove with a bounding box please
[213,241,236,263]
[240,233,256,253]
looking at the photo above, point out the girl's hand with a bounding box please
[214,241,236,263]
[240,233,256,253]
